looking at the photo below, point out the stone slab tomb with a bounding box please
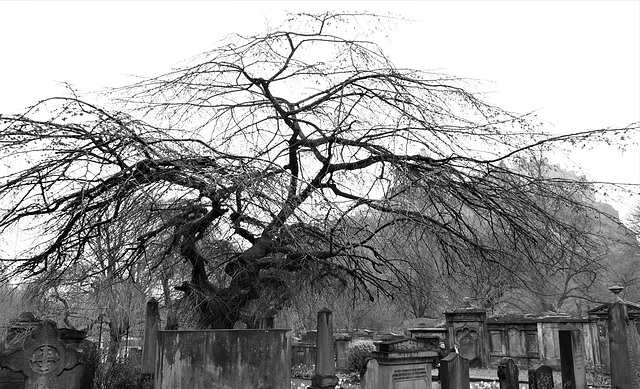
[363,337,437,389]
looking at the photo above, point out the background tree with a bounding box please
[0,12,637,329]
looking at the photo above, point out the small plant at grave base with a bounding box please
[470,381,499,389]
[346,339,376,373]
[291,363,315,379]
[337,372,361,388]
[585,363,610,387]
[290,382,308,389]
[92,355,141,389]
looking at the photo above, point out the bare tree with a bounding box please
[0,13,637,328]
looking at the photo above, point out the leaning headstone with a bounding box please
[528,365,554,389]
[440,352,469,389]
[0,320,83,389]
[308,308,338,389]
[497,358,519,389]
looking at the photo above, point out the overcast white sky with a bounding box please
[1,1,639,217]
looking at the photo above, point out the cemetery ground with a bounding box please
[291,367,568,389]
[0,302,624,389]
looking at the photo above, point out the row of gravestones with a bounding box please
[441,356,555,389]
[0,313,96,389]
[498,358,556,389]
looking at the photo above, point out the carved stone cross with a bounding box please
[0,320,83,389]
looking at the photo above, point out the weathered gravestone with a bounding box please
[0,312,41,389]
[439,352,469,389]
[0,320,83,389]
[362,337,437,389]
[607,286,640,389]
[497,358,519,389]
[528,365,554,389]
[309,308,339,389]
[334,333,352,372]
[140,298,159,389]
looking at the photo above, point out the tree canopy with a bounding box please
[0,12,637,328]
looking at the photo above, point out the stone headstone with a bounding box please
[362,357,380,389]
[528,365,554,389]
[607,289,640,389]
[0,320,83,389]
[334,333,352,371]
[497,358,519,389]
[301,330,317,344]
[440,352,469,389]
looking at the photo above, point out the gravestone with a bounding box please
[1,312,42,389]
[334,333,352,371]
[140,298,159,389]
[302,330,317,344]
[528,365,554,389]
[606,286,640,389]
[439,352,469,389]
[363,337,437,389]
[0,320,83,389]
[362,358,380,389]
[497,358,519,389]
[309,308,338,389]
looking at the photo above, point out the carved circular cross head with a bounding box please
[29,344,61,374]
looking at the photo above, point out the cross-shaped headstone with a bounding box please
[0,320,83,389]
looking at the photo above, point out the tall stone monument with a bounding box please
[309,308,338,389]
[606,286,640,389]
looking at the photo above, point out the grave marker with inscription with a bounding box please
[0,320,83,389]
[363,337,437,389]
[528,365,554,389]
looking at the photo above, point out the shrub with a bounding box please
[291,363,315,379]
[346,339,375,372]
[92,355,141,389]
